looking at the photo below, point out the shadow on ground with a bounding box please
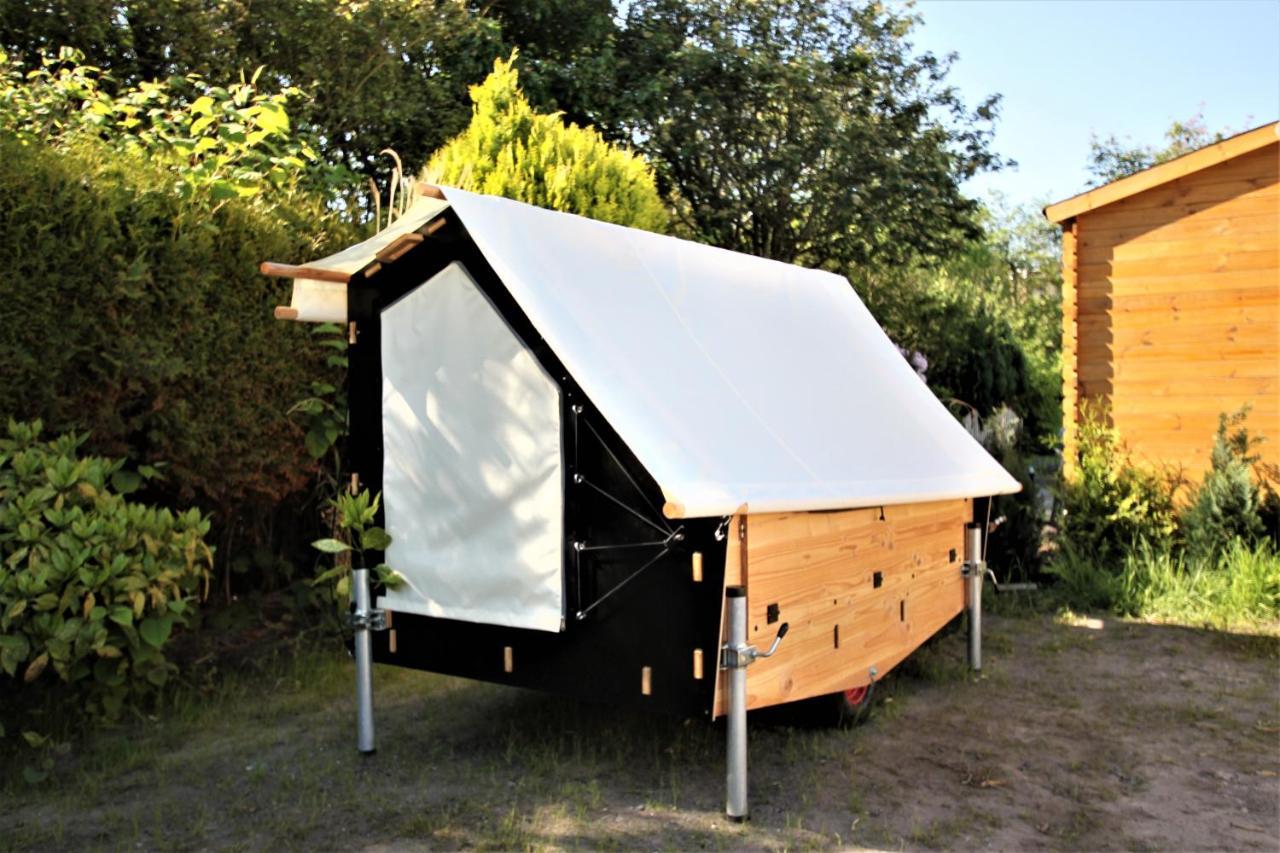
[2,611,1278,851]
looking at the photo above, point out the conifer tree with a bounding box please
[422,53,667,233]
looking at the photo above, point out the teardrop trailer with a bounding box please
[263,185,1019,820]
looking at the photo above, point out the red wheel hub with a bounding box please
[843,685,869,706]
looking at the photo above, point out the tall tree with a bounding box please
[0,1,505,175]
[422,54,667,231]
[597,0,1004,269]
[1087,114,1226,185]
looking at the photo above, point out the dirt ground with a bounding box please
[2,608,1278,851]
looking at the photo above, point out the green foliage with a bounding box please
[0,420,212,729]
[0,0,505,176]
[1057,406,1178,566]
[1087,113,1226,185]
[1050,539,1280,629]
[0,46,363,525]
[423,53,668,232]
[0,128,357,520]
[1181,409,1270,561]
[602,0,1003,268]
[1051,408,1279,627]
[0,47,352,202]
[310,490,402,606]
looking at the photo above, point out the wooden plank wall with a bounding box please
[1062,220,1080,476]
[1074,142,1280,480]
[712,499,969,716]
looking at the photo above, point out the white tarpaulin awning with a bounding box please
[439,187,1020,518]
[273,186,1020,519]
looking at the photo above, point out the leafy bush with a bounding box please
[0,421,212,728]
[1056,405,1177,566]
[422,52,668,232]
[1181,409,1269,561]
[864,274,1060,450]
[0,47,353,203]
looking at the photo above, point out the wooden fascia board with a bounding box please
[1043,121,1280,224]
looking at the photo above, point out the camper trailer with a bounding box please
[264,185,1019,819]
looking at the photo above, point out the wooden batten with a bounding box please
[693,649,704,680]
[416,182,446,200]
[273,306,299,321]
[691,551,703,582]
[641,666,652,696]
[503,646,514,674]
[259,261,351,283]
[375,232,424,263]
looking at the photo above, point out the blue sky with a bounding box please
[905,0,1280,208]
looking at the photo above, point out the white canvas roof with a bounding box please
[277,187,1020,518]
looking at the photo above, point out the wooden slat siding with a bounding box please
[1082,212,1280,246]
[1072,139,1279,480]
[711,499,969,717]
[1078,284,1278,315]
[1062,220,1080,476]
[1080,233,1278,264]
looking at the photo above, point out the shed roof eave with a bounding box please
[1044,120,1280,225]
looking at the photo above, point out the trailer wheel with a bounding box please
[835,683,875,727]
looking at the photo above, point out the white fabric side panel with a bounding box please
[441,187,1019,518]
[378,261,564,632]
[288,279,348,323]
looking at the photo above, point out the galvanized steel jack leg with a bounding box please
[350,567,387,754]
[722,586,789,822]
[962,523,985,671]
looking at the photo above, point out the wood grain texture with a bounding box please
[711,499,970,717]
[1062,221,1080,477]
[1066,138,1279,479]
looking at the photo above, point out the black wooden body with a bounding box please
[347,212,729,717]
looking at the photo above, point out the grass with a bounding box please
[3,598,1279,851]
[1048,537,1280,633]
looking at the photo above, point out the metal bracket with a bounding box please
[721,622,789,670]
[348,608,388,632]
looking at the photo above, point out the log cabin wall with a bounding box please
[712,498,970,716]
[1060,135,1279,482]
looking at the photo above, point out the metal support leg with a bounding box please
[353,567,376,754]
[725,586,749,822]
[964,524,985,672]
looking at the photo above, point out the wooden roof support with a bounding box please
[259,261,351,283]
[417,180,448,198]
[374,232,424,263]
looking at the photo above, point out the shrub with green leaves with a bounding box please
[0,421,212,727]
[311,490,401,607]
[1056,405,1177,565]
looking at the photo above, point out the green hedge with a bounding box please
[0,135,359,519]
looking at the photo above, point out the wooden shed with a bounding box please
[263,185,1019,818]
[1046,122,1280,480]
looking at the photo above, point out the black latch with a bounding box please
[873,571,883,589]
[766,602,780,624]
